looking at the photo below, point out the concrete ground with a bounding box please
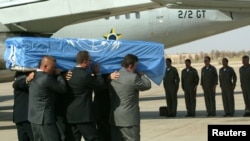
[1,61,250,141]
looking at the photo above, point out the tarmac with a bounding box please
[1,61,250,141]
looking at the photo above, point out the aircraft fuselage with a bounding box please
[1,7,250,83]
[53,8,250,48]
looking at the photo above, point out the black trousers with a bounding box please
[31,123,60,141]
[16,121,34,141]
[71,122,99,141]
[96,119,111,141]
[56,117,74,141]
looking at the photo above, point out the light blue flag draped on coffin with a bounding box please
[4,37,166,85]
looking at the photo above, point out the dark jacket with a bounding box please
[13,74,30,123]
[219,66,237,88]
[181,67,199,90]
[66,67,104,123]
[163,66,180,89]
[201,65,218,88]
[28,71,67,125]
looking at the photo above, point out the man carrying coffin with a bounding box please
[28,56,68,141]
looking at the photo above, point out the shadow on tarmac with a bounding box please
[0,111,13,121]
[140,109,245,119]
[0,125,16,130]
[139,91,243,101]
[0,95,13,102]
[0,106,12,111]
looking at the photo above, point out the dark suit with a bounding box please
[181,67,199,116]
[163,66,180,117]
[110,67,151,141]
[55,79,74,141]
[67,67,104,141]
[239,64,250,115]
[13,72,34,141]
[93,74,111,141]
[201,65,218,116]
[219,66,237,116]
[28,71,67,141]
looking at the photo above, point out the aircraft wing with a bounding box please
[152,0,250,13]
[0,0,161,34]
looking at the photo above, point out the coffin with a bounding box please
[4,37,166,85]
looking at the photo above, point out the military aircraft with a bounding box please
[1,0,250,82]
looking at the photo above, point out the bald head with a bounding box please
[39,56,56,74]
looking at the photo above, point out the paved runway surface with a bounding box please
[1,61,250,141]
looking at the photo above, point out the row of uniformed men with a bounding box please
[163,55,250,118]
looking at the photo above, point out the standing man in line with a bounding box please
[239,55,250,117]
[181,59,199,117]
[28,56,68,141]
[109,54,151,141]
[66,50,104,141]
[13,71,34,141]
[201,56,218,117]
[163,58,180,117]
[219,58,237,117]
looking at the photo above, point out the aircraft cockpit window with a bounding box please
[135,12,140,19]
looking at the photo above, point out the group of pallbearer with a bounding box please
[12,51,152,141]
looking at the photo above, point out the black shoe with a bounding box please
[167,114,176,117]
[207,113,216,117]
[243,113,250,117]
[224,113,234,117]
[186,114,195,117]
[210,114,216,117]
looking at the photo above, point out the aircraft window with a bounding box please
[0,0,46,8]
[115,15,120,19]
[135,12,140,19]
[125,14,130,19]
